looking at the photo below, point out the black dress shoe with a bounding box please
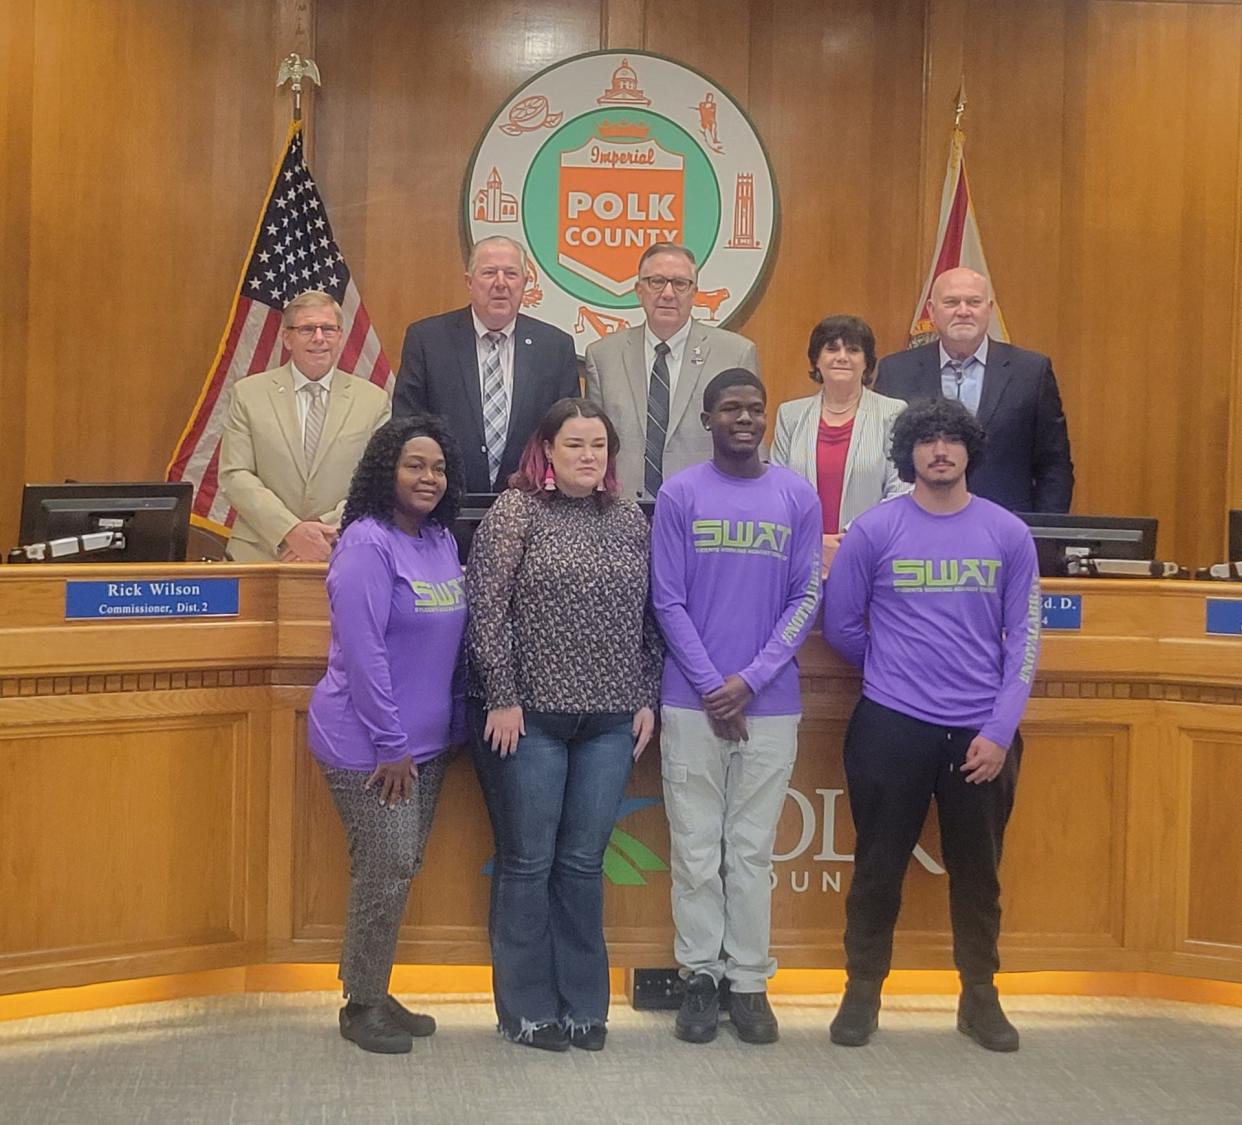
[386,995,436,1037]
[958,982,1020,1052]
[568,1024,607,1051]
[339,1002,413,1054]
[829,979,882,1047]
[674,973,719,1044]
[728,990,779,1044]
[512,1024,570,1052]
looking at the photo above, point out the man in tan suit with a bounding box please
[584,243,758,499]
[220,290,390,562]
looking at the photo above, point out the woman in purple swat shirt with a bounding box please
[308,413,467,1056]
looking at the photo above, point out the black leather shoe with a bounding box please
[568,1024,607,1051]
[958,983,1020,1052]
[386,995,436,1037]
[829,979,882,1046]
[728,990,779,1044]
[513,1024,571,1052]
[674,973,719,1044]
[339,1002,413,1054]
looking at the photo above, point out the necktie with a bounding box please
[303,382,326,468]
[644,342,671,497]
[481,332,508,488]
[946,358,966,403]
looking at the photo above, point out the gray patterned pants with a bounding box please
[318,753,449,1005]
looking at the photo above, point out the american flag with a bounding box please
[167,122,392,533]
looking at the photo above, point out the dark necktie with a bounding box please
[644,342,672,497]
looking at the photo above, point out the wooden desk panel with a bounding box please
[3,568,1242,994]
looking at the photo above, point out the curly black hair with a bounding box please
[340,412,465,531]
[889,398,988,484]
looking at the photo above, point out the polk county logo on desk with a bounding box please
[464,51,778,353]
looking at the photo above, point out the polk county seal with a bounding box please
[464,51,778,355]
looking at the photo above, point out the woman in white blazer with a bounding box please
[771,315,910,575]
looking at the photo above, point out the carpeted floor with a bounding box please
[1,993,1240,1124]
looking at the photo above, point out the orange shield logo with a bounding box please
[558,128,684,295]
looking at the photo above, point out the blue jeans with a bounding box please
[469,706,634,1037]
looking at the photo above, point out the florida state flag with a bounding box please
[907,126,1010,347]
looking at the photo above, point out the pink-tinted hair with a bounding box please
[509,397,622,500]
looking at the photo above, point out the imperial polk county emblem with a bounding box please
[464,51,778,355]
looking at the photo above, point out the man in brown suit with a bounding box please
[220,290,390,562]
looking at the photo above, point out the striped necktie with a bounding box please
[644,342,671,497]
[481,332,508,488]
[303,382,326,469]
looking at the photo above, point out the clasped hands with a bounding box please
[703,674,754,743]
[278,520,338,562]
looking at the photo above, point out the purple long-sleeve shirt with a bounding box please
[651,461,822,717]
[822,493,1041,747]
[309,517,466,769]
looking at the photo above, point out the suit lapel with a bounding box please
[919,344,944,399]
[452,309,486,444]
[309,372,352,478]
[667,323,708,435]
[506,319,536,447]
[798,397,819,482]
[977,342,1012,429]
[622,327,647,427]
[267,366,304,479]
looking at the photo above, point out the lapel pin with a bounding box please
[524,337,532,345]
[691,346,704,365]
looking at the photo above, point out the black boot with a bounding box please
[829,979,881,1046]
[674,973,719,1043]
[339,1002,413,1054]
[957,982,1019,1052]
[385,995,436,1037]
[728,990,779,1044]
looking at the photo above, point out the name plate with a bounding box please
[1205,598,1242,636]
[65,578,240,620]
[1040,593,1082,631]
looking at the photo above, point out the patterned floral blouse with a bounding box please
[466,488,663,714]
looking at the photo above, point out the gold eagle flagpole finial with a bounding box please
[276,54,321,122]
[953,77,967,130]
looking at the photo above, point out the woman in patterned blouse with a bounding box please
[466,396,663,1053]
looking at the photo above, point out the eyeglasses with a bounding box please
[287,324,343,339]
[638,276,696,295]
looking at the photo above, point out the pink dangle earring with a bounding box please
[543,464,556,491]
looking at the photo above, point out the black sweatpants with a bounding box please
[842,696,1022,984]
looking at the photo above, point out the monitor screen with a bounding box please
[15,482,192,563]
[1229,509,1242,562]
[1016,513,1158,577]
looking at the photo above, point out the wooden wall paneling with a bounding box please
[311,0,604,371]
[1070,2,1240,567]
[0,1,35,556]
[1177,721,1242,953]
[691,0,928,414]
[20,1,281,510]
[601,0,644,49]
[1000,719,1128,949]
[0,704,264,992]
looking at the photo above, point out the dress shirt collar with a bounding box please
[290,362,336,394]
[939,335,989,371]
[472,310,517,341]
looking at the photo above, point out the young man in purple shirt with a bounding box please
[823,397,1041,1053]
[651,368,821,1045]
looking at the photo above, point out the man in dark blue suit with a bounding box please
[393,236,580,492]
[873,268,1073,513]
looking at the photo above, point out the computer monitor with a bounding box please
[1016,513,1158,578]
[15,482,192,563]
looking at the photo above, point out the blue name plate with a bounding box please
[1205,599,1242,636]
[65,578,240,620]
[1040,594,1082,630]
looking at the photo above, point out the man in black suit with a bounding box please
[873,268,1073,513]
[393,236,580,492]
